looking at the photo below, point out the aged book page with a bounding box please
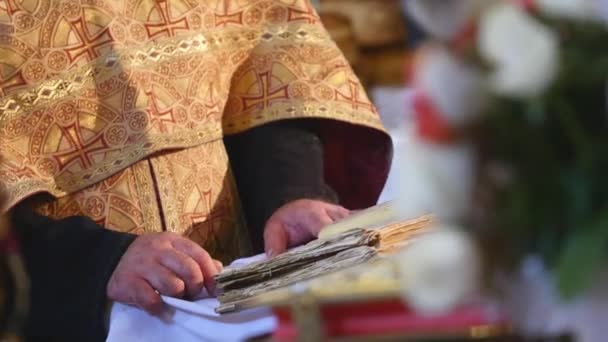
[215,210,432,314]
[318,201,400,239]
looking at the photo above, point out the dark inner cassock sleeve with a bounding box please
[224,119,339,253]
[12,203,135,342]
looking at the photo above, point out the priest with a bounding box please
[0,1,391,340]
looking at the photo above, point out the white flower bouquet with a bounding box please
[398,0,608,339]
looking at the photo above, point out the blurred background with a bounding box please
[314,0,472,222]
[313,2,608,339]
[315,0,418,203]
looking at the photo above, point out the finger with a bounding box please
[141,263,186,298]
[305,211,334,237]
[172,238,220,294]
[131,277,163,314]
[158,249,204,298]
[213,259,223,272]
[264,219,289,257]
[325,205,350,222]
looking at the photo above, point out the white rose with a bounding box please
[479,2,559,98]
[396,227,480,315]
[394,131,476,223]
[536,0,608,23]
[413,45,487,127]
[405,0,489,40]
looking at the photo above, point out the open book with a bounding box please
[215,202,432,314]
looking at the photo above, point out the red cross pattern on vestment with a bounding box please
[0,70,26,97]
[242,72,289,110]
[185,187,216,223]
[205,101,221,119]
[202,81,222,118]
[64,16,114,63]
[145,89,176,133]
[53,124,109,169]
[1,0,21,16]
[287,1,318,24]
[185,189,231,247]
[215,0,243,27]
[335,79,373,111]
[145,0,190,39]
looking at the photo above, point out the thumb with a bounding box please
[264,219,288,258]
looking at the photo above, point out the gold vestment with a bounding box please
[0,0,391,262]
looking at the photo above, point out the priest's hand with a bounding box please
[264,199,350,256]
[107,232,223,313]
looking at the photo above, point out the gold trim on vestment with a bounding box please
[0,24,332,120]
[223,100,386,134]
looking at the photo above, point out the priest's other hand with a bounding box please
[264,199,350,256]
[107,232,223,313]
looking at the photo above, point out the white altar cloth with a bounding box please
[106,255,277,342]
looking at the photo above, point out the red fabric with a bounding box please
[517,0,538,12]
[412,91,455,144]
[0,232,19,254]
[320,121,392,210]
[450,21,478,54]
[404,53,417,85]
[273,300,508,341]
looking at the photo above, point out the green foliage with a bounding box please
[475,18,608,297]
[556,216,608,299]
